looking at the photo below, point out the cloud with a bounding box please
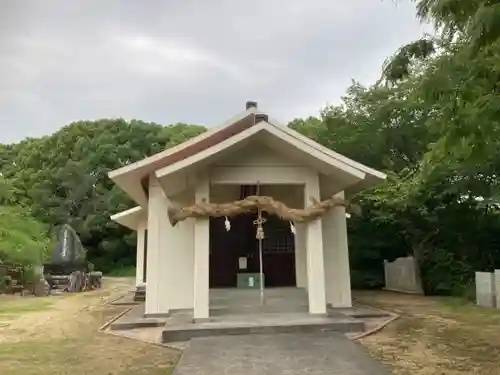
[113,33,248,84]
[0,0,430,143]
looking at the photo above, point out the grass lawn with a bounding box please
[0,278,179,375]
[0,296,54,318]
[356,290,500,375]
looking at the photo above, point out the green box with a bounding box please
[237,273,264,289]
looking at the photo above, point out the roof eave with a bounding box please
[110,206,145,230]
[107,107,258,180]
[268,116,387,180]
[345,173,387,196]
[110,173,149,208]
[155,122,369,184]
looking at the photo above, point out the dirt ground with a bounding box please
[356,290,500,375]
[3,283,499,375]
[0,278,179,375]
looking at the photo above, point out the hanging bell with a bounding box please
[256,225,265,240]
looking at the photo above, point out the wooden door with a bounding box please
[261,214,296,287]
[209,217,238,287]
[237,212,297,287]
[209,184,297,288]
[209,214,257,287]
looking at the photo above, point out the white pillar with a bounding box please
[193,173,210,320]
[323,191,352,307]
[145,176,163,316]
[145,176,195,316]
[135,226,145,286]
[294,223,307,289]
[305,171,326,314]
[495,270,500,309]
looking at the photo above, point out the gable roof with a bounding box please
[154,120,367,181]
[270,118,385,179]
[108,105,386,206]
[108,107,258,206]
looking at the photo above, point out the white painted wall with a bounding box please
[211,142,314,185]
[214,142,299,167]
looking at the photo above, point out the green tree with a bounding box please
[0,204,55,266]
[0,119,205,272]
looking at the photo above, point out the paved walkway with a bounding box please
[173,332,390,375]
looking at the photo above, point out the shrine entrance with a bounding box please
[209,185,296,288]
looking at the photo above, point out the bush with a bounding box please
[0,205,55,266]
[107,265,136,277]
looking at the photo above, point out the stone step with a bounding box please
[210,304,308,316]
[109,318,166,331]
[162,315,364,343]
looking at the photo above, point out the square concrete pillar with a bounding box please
[135,226,145,287]
[304,171,326,314]
[146,176,195,316]
[476,271,496,308]
[193,172,210,320]
[294,223,307,289]
[323,191,352,308]
[145,176,164,316]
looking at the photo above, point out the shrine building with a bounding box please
[108,102,386,319]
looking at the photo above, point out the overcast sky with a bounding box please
[0,0,429,144]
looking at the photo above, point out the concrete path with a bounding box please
[173,332,391,375]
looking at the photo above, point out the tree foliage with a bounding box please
[0,205,55,266]
[0,120,205,272]
[288,0,500,295]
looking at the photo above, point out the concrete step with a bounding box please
[210,304,308,316]
[110,294,140,306]
[109,318,165,331]
[162,314,364,343]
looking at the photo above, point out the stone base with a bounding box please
[134,284,146,302]
[162,312,364,343]
[108,288,393,345]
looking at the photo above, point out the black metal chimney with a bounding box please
[255,113,268,123]
[246,101,257,110]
